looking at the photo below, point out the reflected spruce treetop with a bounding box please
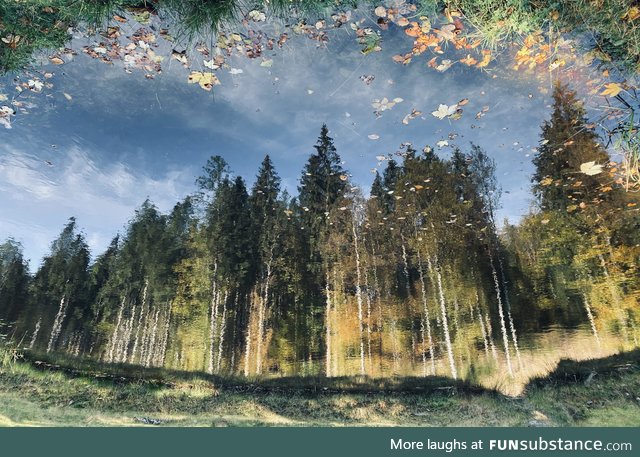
[0,1,639,394]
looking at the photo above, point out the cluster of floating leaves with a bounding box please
[0,2,638,191]
[386,6,491,71]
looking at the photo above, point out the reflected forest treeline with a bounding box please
[1,83,639,390]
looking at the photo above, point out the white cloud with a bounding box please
[0,145,194,267]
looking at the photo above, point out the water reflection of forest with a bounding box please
[1,83,638,394]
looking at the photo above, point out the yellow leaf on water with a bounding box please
[601,82,622,97]
[476,50,491,68]
[187,71,220,91]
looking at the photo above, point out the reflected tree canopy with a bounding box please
[1,2,640,395]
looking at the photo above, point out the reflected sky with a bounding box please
[1,13,558,268]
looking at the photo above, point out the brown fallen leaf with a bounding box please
[459,54,477,66]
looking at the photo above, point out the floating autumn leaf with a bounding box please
[402,108,422,125]
[368,134,380,140]
[449,109,463,120]
[457,98,469,106]
[476,50,492,68]
[358,30,382,54]
[187,71,220,91]
[360,74,375,85]
[49,56,65,65]
[432,103,458,119]
[172,50,189,65]
[63,93,72,101]
[435,59,453,72]
[200,56,220,69]
[27,79,44,92]
[260,59,273,68]
[372,97,403,112]
[405,22,421,37]
[396,17,410,27]
[460,54,477,66]
[229,68,243,75]
[0,94,7,102]
[601,83,622,97]
[113,14,127,23]
[419,19,432,33]
[436,140,449,148]
[435,24,456,41]
[0,105,15,129]
[132,10,151,25]
[392,53,412,65]
[106,26,121,39]
[580,161,604,176]
[374,6,387,18]
[248,10,266,22]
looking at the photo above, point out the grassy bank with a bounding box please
[0,347,638,426]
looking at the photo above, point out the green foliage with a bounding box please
[0,239,30,324]
[0,90,638,387]
[532,83,612,212]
